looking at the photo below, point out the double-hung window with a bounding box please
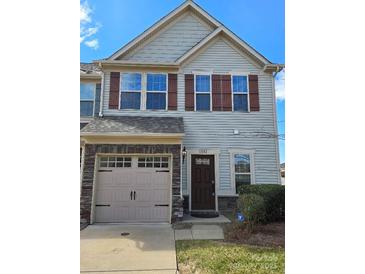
[146,73,167,110]
[232,152,253,193]
[195,75,211,111]
[80,83,95,116]
[232,75,249,112]
[121,73,142,109]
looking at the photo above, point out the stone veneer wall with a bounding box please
[181,196,238,213]
[218,196,238,212]
[80,144,183,224]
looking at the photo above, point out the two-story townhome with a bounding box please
[80,0,284,225]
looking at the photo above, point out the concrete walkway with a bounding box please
[175,224,224,240]
[81,224,177,274]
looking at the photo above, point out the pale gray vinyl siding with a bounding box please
[121,12,213,63]
[102,36,280,195]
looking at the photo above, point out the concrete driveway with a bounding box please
[80,224,177,274]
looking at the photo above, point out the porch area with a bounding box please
[173,213,230,240]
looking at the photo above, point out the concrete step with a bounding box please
[174,224,225,240]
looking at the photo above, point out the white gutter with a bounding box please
[80,132,185,137]
[98,64,104,117]
[263,64,285,75]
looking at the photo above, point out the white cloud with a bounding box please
[275,69,285,101]
[80,1,100,49]
[80,25,100,43]
[85,39,99,49]
[80,1,91,24]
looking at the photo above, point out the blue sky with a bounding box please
[80,0,285,163]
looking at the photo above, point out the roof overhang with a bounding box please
[80,73,102,80]
[80,134,184,145]
[94,60,180,70]
[263,64,285,73]
[80,132,184,137]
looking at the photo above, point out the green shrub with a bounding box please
[237,184,285,222]
[237,194,266,231]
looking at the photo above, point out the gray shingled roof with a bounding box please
[80,116,184,135]
[80,63,101,74]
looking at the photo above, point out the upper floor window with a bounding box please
[232,75,248,112]
[195,75,211,111]
[233,153,252,193]
[146,73,167,110]
[80,83,95,116]
[121,73,142,109]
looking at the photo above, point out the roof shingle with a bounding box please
[80,116,184,135]
[80,63,101,74]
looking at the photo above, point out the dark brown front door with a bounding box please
[191,155,215,210]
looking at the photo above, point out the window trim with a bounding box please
[119,72,143,110]
[99,155,132,168]
[80,82,96,117]
[231,74,250,112]
[194,73,212,112]
[146,72,168,111]
[229,149,255,193]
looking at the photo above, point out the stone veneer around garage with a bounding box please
[80,144,183,225]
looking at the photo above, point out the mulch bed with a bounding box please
[223,222,285,248]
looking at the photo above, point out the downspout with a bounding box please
[272,65,283,184]
[273,65,281,78]
[98,62,104,117]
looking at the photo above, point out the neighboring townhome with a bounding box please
[80,0,284,225]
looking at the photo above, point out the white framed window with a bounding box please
[138,156,169,168]
[146,73,167,110]
[195,74,211,111]
[232,75,249,112]
[120,73,142,110]
[230,150,255,193]
[99,156,132,168]
[80,83,95,116]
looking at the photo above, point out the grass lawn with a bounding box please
[176,240,284,274]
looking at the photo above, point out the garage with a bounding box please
[94,155,171,223]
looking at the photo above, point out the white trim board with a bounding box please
[229,149,256,193]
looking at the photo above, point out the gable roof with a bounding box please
[103,0,273,67]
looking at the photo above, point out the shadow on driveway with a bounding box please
[80,224,177,273]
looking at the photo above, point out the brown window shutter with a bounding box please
[185,74,194,111]
[109,72,120,109]
[168,74,177,110]
[249,75,259,111]
[212,74,222,111]
[222,75,232,111]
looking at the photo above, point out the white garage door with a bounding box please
[94,155,171,223]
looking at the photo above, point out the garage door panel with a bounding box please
[134,189,169,202]
[95,155,171,223]
[95,207,112,223]
[95,190,112,203]
[134,206,169,222]
[153,189,169,202]
[97,173,113,186]
[113,206,134,222]
[112,190,132,202]
[113,171,134,187]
